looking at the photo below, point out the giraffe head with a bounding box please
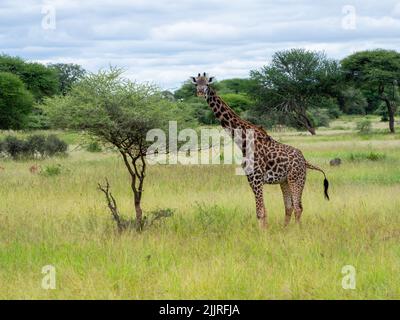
[190,72,215,97]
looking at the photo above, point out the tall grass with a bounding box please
[0,125,400,299]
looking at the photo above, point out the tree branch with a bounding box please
[98,178,124,232]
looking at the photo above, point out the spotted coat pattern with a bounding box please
[191,74,329,228]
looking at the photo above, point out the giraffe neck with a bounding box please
[205,87,245,132]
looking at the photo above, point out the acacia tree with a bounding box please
[43,68,185,230]
[250,49,343,135]
[341,49,400,133]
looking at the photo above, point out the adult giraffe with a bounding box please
[191,73,329,228]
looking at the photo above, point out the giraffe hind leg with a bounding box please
[288,174,305,224]
[280,181,293,226]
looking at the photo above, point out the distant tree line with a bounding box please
[172,48,400,134]
[0,54,85,129]
[0,49,399,134]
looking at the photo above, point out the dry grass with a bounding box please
[0,119,399,299]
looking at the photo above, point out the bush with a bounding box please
[348,151,386,162]
[0,134,68,159]
[26,108,51,129]
[26,134,47,157]
[308,108,331,127]
[44,135,68,156]
[40,164,62,177]
[341,87,368,114]
[356,119,372,134]
[374,102,389,122]
[86,141,102,152]
[4,136,29,159]
[194,203,228,232]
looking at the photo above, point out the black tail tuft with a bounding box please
[323,178,330,200]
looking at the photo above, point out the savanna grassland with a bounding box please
[0,116,399,299]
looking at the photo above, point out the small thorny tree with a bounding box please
[43,68,187,230]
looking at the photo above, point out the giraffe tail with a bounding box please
[306,162,330,200]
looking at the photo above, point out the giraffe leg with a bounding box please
[249,180,267,229]
[280,181,293,226]
[288,172,306,224]
[288,182,305,224]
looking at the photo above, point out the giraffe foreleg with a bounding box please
[249,180,267,229]
[280,181,293,226]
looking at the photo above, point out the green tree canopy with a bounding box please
[250,48,343,134]
[174,81,197,101]
[49,63,86,95]
[218,78,255,94]
[0,72,34,129]
[341,49,400,133]
[0,54,59,101]
[220,93,255,113]
[43,68,189,138]
[42,68,191,229]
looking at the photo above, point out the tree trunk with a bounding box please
[389,111,395,134]
[306,125,316,135]
[134,194,143,229]
[120,150,145,230]
[295,108,316,136]
[130,175,144,230]
[383,97,396,134]
[297,112,316,135]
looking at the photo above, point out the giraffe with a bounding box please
[190,73,329,228]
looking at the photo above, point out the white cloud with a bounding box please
[394,3,400,16]
[0,0,399,89]
[151,21,238,42]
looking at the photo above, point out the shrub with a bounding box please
[40,164,62,177]
[44,134,68,156]
[86,141,102,152]
[0,134,68,159]
[144,208,174,228]
[356,119,372,134]
[4,136,29,159]
[194,203,228,232]
[26,134,47,158]
[0,139,5,154]
[348,151,386,162]
[308,108,331,127]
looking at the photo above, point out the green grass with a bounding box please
[0,117,400,299]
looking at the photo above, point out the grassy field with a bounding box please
[0,118,400,299]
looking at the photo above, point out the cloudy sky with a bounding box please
[1,0,400,89]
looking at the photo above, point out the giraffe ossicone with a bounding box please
[191,73,330,228]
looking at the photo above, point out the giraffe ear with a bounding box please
[208,76,215,84]
[190,77,197,84]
